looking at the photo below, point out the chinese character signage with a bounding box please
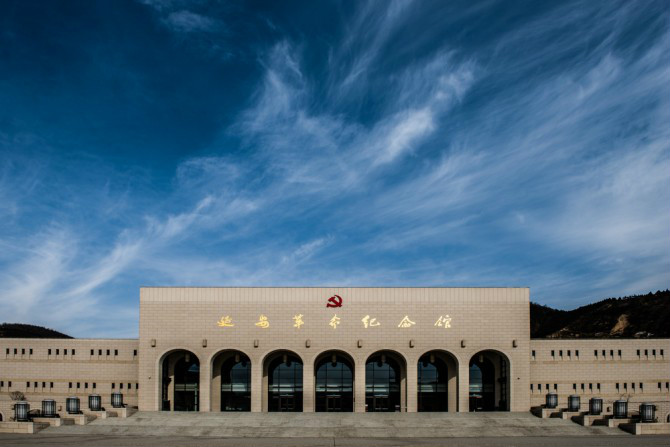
[216,305,452,330]
[397,316,416,328]
[217,315,234,327]
[255,315,270,329]
[361,315,380,328]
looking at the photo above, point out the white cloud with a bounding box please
[372,107,435,165]
[163,10,219,33]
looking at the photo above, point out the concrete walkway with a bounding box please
[2,434,670,447]
[38,411,625,438]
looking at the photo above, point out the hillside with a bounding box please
[0,323,72,339]
[531,290,670,338]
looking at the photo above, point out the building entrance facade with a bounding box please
[469,350,509,411]
[265,351,303,412]
[365,351,405,412]
[160,350,200,412]
[140,287,531,412]
[315,351,354,412]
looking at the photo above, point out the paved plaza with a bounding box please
[2,412,669,446]
[0,433,669,447]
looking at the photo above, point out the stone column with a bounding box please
[199,359,211,412]
[354,359,366,412]
[167,357,175,411]
[251,357,263,412]
[406,360,417,412]
[302,361,315,412]
[458,361,470,412]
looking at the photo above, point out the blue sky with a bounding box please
[0,0,668,338]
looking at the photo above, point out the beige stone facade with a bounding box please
[0,339,138,421]
[529,339,670,420]
[1,287,668,421]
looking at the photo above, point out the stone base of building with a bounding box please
[619,422,670,435]
[607,417,635,428]
[61,414,92,425]
[31,417,62,427]
[531,406,561,418]
[0,422,44,434]
[574,413,611,426]
[83,410,109,419]
[108,407,136,418]
[559,410,584,420]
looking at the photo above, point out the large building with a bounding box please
[1,287,669,420]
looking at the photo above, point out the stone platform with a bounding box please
[40,411,623,438]
[619,422,670,435]
[574,413,611,426]
[0,421,49,434]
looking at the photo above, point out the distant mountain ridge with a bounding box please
[2,290,669,339]
[531,290,670,338]
[0,323,72,339]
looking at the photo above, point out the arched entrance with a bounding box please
[417,350,459,412]
[469,350,509,411]
[264,350,303,412]
[365,350,406,412]
[211,350,251,411]
[314,351,354,412]
[160,350,200,411]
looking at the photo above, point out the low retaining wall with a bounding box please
[0,422,37,434]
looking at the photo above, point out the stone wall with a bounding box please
[0,339,138,419]
[529,338,670,417]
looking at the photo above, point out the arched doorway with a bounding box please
[365,350,406,412]
[265,351,303,412]
[314,351,354,412]
[417,350,458,412]
[469,350,509,411]
[161,350,200,411]
[211,350,251,411]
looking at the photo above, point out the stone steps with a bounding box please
[42,411,624,438]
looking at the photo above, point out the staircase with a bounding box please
[43,411,624,438]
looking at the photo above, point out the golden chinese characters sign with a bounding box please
[216,312,452,330]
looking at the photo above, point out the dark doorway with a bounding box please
[469,350,509,411]
[417,352,449,411]
[267,352,303,412]
[315,352,354,412]
[173,354,200,411]
[366,352,403,412]
[221,352,251,411]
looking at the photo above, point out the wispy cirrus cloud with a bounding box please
[163,10,220,33]
[0,0,667,336]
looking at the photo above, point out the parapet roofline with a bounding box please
[139,286,531,289]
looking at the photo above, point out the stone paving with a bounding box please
[5,411,670,447]
[1,434,670,447]
[40,411,624,438]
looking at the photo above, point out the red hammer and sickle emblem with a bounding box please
[326,294,343,308]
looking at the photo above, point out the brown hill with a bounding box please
[0,323,72,339]
[531,290,670,338]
